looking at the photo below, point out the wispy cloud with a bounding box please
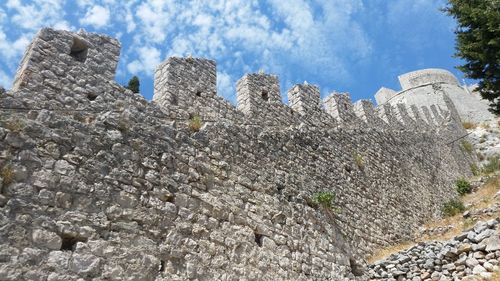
[0,69,12,87]
[80,5,110,29]
[6,0,69,30]
[127,46,162,75]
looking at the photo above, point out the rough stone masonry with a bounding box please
[0,28,478,280]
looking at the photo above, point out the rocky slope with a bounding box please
[369,219,500,280]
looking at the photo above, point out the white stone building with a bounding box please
[375,69,496,123]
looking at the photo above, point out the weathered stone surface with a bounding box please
[483,235,500,252]
[69,253,101,276]
[31,229,62,250]
[0,27,484,281]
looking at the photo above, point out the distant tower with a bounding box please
[236,73,281,117]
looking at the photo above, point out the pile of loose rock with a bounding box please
[369,219,500,280]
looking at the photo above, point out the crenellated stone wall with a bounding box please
[0,28,479,281]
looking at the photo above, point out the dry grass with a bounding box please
[367,241,416,264]
[465,176,500,209]
[368,176,500,263]
[462,121,477,129]
[0,164,15,186]
[492,270,500,281]
[188,115,202,132]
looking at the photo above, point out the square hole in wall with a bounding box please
[254,232,263,247]
[70,37,89,63]
[261,91,269,102]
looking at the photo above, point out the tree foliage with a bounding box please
[443,0,500,114]
[126,76,140,94]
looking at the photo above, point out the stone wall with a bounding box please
[0,28,478,281]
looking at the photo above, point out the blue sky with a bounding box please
[0,0,470,104]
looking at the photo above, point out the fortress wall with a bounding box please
[0,29,477,281]
[0,98,471,281]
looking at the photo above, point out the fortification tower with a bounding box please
[153,57,217,111]
[287,84,321,116]
[12,28,120,100]
[324,93,361,125]
[236,73,281,117]
[375,69,495,123]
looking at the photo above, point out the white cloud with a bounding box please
[0,8,6,22]
[80,5,110,29]
[0,29,30,60]
[6,0,67,30]
[127,46,162,74]
[135,0,175,43]
[0,69,12,88]
[217,71,234,100]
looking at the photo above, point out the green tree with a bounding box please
[126,76,140,94]
[443,0,500,114]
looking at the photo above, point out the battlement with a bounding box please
[12,28,120,101]
[154,57,217,106]
[236,73,282,116]
[374,87,397,105]
[150,56,460,131]
[287,83,321,116]
[7,28,464,133]
[398,69,459,90]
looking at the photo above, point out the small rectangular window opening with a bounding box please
[261,91,269,102]
[70,37,89,63]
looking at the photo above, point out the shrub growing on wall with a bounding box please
[312,191,336,210]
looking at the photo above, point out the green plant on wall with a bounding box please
[188,114,202,132]
[461,121,477,129]
[4,119,24,133]
[312,191,337,211]
[455,178,472,195]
